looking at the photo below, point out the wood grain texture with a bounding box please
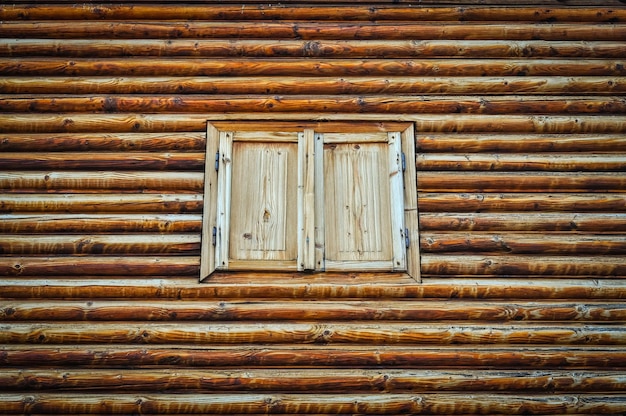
[1,5,625,22]
[2,300,625,322]
[1,2,625,413]
[3,344,626,369]
[3,22,626,41]
[1,369,625,393]
[4,58,624,77]
[0,393,624,415]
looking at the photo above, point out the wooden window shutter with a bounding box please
[201,122,420,281]
[317,132,406,272]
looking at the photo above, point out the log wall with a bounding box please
[1,1,625,414]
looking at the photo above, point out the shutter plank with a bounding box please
[323,135,393,269]
[229,138,298,265]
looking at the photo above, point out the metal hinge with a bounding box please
[404,228,410,248]
[214,152,220,171]
[401,152,406,172]
[212,226,217,246]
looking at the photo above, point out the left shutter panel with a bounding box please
[218,130,301,271]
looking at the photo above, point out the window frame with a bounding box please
[201,121,420,281]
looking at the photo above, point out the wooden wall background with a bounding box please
[1,1,625,414]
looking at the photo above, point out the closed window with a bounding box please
[201,121,420,281]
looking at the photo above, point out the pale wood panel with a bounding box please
[323,140,392,265]
[229,140,298,263]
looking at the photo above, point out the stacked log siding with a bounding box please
[1,1,625,414]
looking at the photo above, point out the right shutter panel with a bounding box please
[321,132,403,271]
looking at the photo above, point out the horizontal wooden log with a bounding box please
[0,214,202,233]
[2,300,625,322]
[3,58,624,77]
[0,152,205,170]
[0,234,200,256]
[421,255,626,277]
[4,76,626,95]
[2,276,625,300]
[417,153,626,172]
[2,96,625,115]
[0,392,624,415]
[0,194,203,213]
[0,256,199,277]
[0,132,205,152]
[420,213,626,232]
[0,171,204,192]
[2,114,626,134]
[421,233,626,255]
[417,134,626,153]
[1,5,625,22]
[1,39,623,59]
[1,322,625,345]
[1,369,625,393]
[3,22,626,41]
[2,344,625,368]
[418,193,626,213]
[417,172,626,192]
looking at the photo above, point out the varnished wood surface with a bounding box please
[0,392,625,415]
[1,2,625,414]
[2,368,625,393]
[2,299,626,322]
[2,5,625,21]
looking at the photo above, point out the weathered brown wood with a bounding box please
[417,153,626,171]
[2,96,625,115]
[4,76,625,95]
[421,255,626,277]
[0,257,199,277]
[2,344,625,368]
[4,58,624,77]
[2,5,625,22]
[0,152,205,170]
[0,171,204,192]
[0,194,202,213]
[0,392,625,414]
[417,172,626,192]
[421,233,626,255]
[0,234,200,255]
[3,22,626,41]
[418,193,626,213]
[2,39,622,59]
[2,114,626,134]
[417,134,626,153]
[2,276,625,300]
[1,369,625,393]
[420,213,626,232]
[2,322,625,344]
[2,300,625,322]
[0,132,205,152]
[0,214,202,233]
